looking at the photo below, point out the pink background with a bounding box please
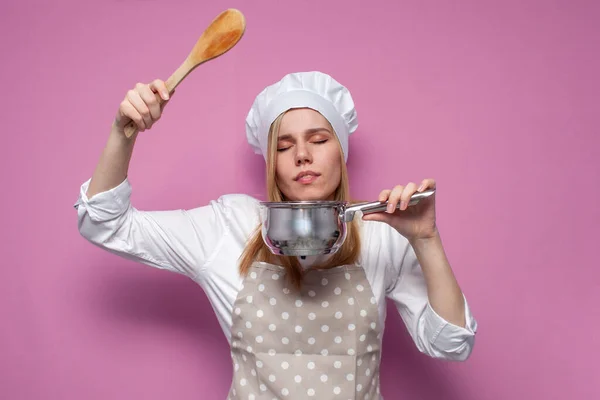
[2,0,598,398]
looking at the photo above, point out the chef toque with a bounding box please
[245,71,358,162]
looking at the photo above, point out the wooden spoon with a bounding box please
[124,8,246,138]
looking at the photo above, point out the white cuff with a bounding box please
[74,177,132,221]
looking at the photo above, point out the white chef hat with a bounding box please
[245,71,358,162]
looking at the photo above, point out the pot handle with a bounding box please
[343,189,435,221]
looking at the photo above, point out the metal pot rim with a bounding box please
[259,200,347,209]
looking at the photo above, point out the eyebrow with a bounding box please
[278,128,332,141]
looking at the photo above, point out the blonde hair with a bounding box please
[238,110,362,289]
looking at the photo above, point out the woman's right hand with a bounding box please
[113,79,172,135]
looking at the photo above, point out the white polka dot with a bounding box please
[269,374,276,382]
[371,322,377,329]
[333,387,341,395]
[256,360,264,368]
[282,312,289,320]
[256,336,263,343]
[281,388,289,396]
[294,375,302,383]
[359,334,366,342]
[360,310,367,317]
[321,325,329,332]
[335,311,343,319]
[348,324,356,331]
[358,359,363,366]
[246,321,252,329]
[308,290,316,297]
[246,295,253,303]
[308,337,316,345]
[334,360,342,368]
[372,354,376,361]
[251,368,257,376]
[240,378,247,386]
[321,374,328,382]
[272,274,279,280]
[347,373,354,381]
[235,307,241,315]
[269,349,276,356]
[348,348,355,356]
[235,363,239,371]
[307,361,315,369]
[283,288,290,294]
[250,272,257,279]
[282,337,289,345]
[321,349,329,356]
[334,336,342,344]
[366,368,371,376]
[232,341,238,348]
[269,324,276,332]
[249,394,255,400]
[281,361,289,369]
[246,346,252,353]
[348,298,355,305]
[295,349,303,355]
[257,310,264,318]
[307,388,315,396]
[308,312,316,320]
[260,384,267,392]
[345,273,351,280]
[321,301,329,308]
[237,332,243,338]
[356,284,364,292]
[295,325,303,333]
[321,278,328,286]
[367,345,373,352]
[357,384,363,392]
[270,298,277,306]
[371,296,377,304]
[258,284,265,292]
[296,300,303,307]
[233,388,237,396]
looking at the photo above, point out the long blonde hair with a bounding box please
[238,110,362,289]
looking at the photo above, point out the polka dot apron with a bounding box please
[228,262,382,399]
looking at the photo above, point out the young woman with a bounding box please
[75,71,477,399]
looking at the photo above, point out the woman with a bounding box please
[75,71,477,399]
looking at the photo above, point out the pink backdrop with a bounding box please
[2,0,598,398]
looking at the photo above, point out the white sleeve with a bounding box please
[385,230,478,361]
[74,177,231,279]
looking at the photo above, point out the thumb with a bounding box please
[361,212,392,224]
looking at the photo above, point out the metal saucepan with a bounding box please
[259,189,435,256]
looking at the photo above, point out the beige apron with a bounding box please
[227,261,382,399]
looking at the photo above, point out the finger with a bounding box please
[138,83,161,121]
[127,87,152,128]
[378,189,392,202]
[149,79,170,101]
[418,178,436,192]
[120,100,146,131]
[400,182,418,210]
[386,185,405,213]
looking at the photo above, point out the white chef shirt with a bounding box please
[74,177,477,361]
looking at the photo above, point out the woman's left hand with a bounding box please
[361,179,438,242]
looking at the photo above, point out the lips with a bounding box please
[295,170,321,183]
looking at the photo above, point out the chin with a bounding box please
[287,187,335,202]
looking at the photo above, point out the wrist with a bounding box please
[408,228,441,250]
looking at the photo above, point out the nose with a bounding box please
[294,142,313,166]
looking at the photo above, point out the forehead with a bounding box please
[278,108,331,136]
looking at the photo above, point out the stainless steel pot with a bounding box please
[259,189,435,256]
